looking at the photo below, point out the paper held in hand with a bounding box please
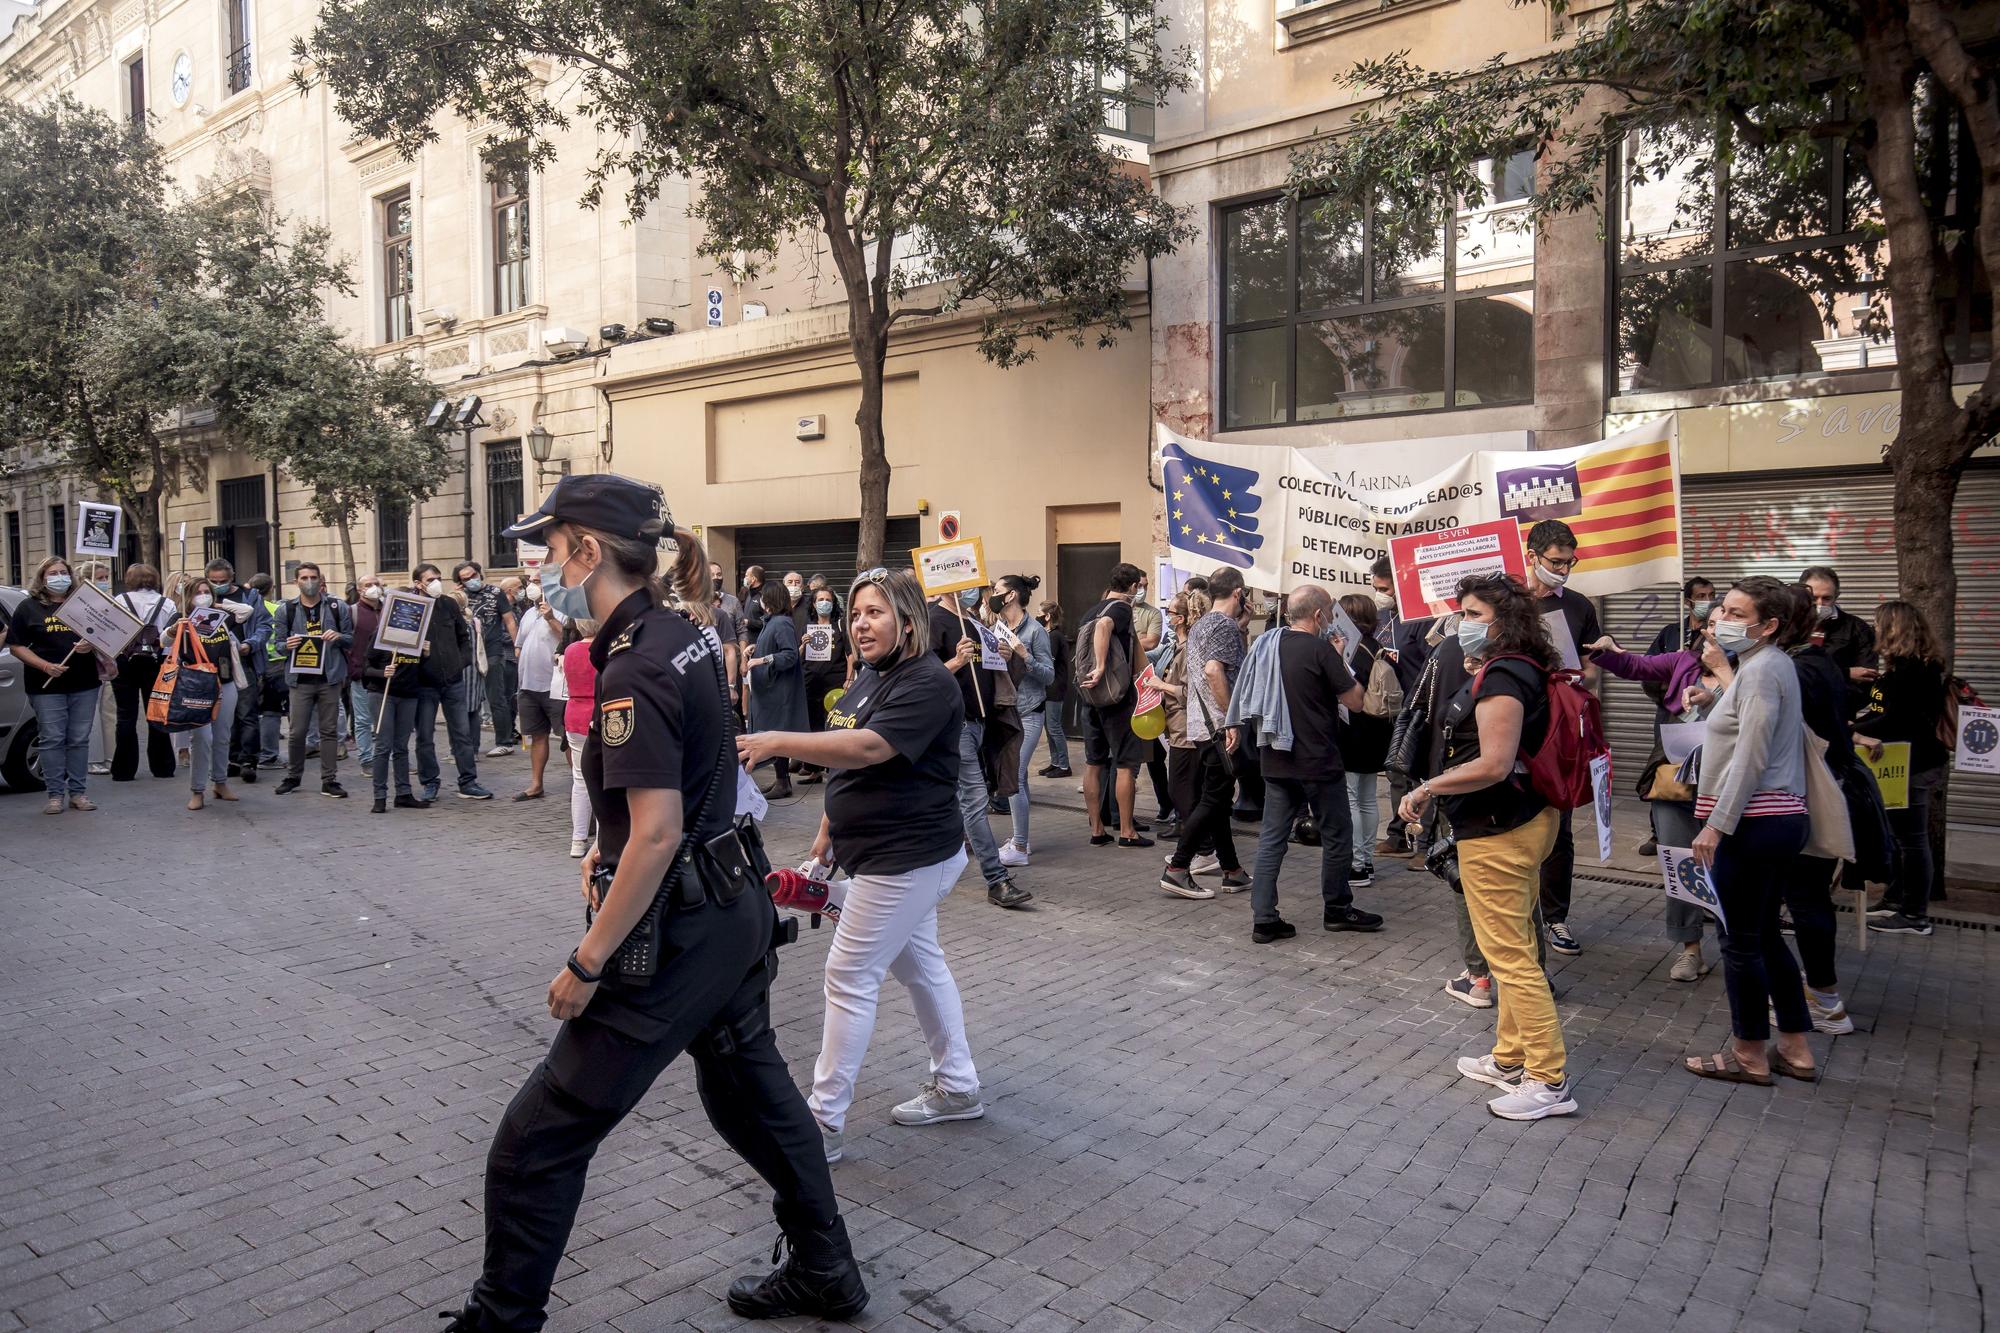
[48,578,144,658]
[373,590,434,656]
[1542,609,1581,671]
[1590,753,1613,864]
[1658,846,1726,930]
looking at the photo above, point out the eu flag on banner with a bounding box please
[1161,441,1264,570]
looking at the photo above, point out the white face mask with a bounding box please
[194,593,214,610]
[523,583,542,602]
[1372,590,1394,611]
[1534,561,1569,589]
[424,578,443,597]
[361,586,382,602]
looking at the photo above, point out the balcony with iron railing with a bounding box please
[226,43,252,95]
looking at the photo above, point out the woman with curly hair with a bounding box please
[1398,574,1574,1121]
[1854,599,1950,936]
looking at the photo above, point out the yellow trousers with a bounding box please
[1458,806,1565,1084]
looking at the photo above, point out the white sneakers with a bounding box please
[1188,854,1223,876]
[892,1081,986,1126]
[999,840,1031,868]
[1670,945,1711,982]
[1457,1054,1577,1120]
[569,838,590,859]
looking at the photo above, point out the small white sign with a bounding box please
[1956,705,2000,775]
[973,620,1006,671]
[1659,845,1726,930]
[75,501,122,559]
[1660,720,1706,766]
[47,577,143,657]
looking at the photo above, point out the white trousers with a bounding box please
[809,848,976,1132]
[565,730,593,842]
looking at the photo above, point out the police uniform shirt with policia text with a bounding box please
[822,650,966,875]
[582,589,732,871]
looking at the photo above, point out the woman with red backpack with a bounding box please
[1397,574,1576,1122]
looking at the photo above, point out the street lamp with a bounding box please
[526,421,568,490]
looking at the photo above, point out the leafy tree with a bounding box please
[299,0,1191,565]
[1288,0,2000,660]
[0,98,452,578]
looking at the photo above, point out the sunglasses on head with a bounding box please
[854,567,893,585]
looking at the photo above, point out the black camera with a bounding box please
[1424,833,1462,892]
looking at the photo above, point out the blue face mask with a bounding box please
[959,587,982,609]
[1456,618,1490,656]
[815,599,833,616]
[46,573,72,595]
[540,548,594,621]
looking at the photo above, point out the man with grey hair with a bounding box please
[1244,583,1380,943]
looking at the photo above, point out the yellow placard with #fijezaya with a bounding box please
[1860,740,1910,810]
[910,537,988,596]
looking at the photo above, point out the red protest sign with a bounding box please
[1390,518,1530,620]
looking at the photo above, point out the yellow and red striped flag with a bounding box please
[1483,421,1682,597]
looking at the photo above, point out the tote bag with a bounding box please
[1801,730,1856,862]
[146,620,222,734]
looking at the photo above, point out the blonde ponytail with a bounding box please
[668,525,714,627]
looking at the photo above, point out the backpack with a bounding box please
[1360,646,1403,719]
[1939,674,1986,749]
[118,594,169,658]
[1073,609,1132,708]
[1471,654,1607,811]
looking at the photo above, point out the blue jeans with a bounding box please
[1250,774,1353,926]
[371,694,421,798]
[1347,771,1380,874]
[1008,707,1048,849]
[189,682,238,792]
[30,688,99,796]
[1043,704,1071,769]
[956,720,1007,886]
[417,679,479,791]
[350,686,379,770]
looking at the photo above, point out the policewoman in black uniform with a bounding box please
[440,474,865,1332]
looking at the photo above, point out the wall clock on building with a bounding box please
[170,52,193,107]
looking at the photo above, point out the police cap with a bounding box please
[501,473,672,544]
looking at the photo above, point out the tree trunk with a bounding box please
[336,512,359,591]
[851,320,892,569]
[125,497,162,570]
[1891,419,1972,665]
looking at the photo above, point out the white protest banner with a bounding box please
[75,501,122,559]
[802,624,836,663]
[1956,706,2000,774]
[1543,609,1582,671]
[47,577,144,657]
[1590,753,1614,864]
[1157,419,1680,601]
[1659,846,1726,930]
[992,620,1021,652]
[910,537,987,596]
[1389,518,1530,620]
[373,590,434,656]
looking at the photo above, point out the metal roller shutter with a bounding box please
[731,517,922,599]
[1592,465,2000,833]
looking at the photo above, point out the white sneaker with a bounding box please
[999,840,1030,868]
[1669,946,1710,982]
[569,839,590,859]
[1455,1054,1524,1090]
[819,1121,843,1163]
[1806,986,1856,1035]
[1486,1078,1578,1121]
[485,745,512,758]
[892,1080,985,1126]
[1189,854,1223,876]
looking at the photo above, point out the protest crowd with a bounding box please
[1,474,1975,1328]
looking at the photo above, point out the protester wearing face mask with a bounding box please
[783,570,808,626]
[272,562,354,798]
[796,585,853,785]
[179,578,251,812]
[709,561,745,712]
[346,575,386,773]
[1799,565,1880,706]
[929,586,1031,908]
[201,559,272,782]
[747,580,807,800]
[557,616,599,857]
[411,563,492,800]
[1854,598,1951,937]
[1682,577,1818,1087]
[10,557,110,813]
[988,574,1054,869]
[1398,575,1575,1120]
[1369,557,1416,858]
[1036,602,1074,776]
[1522,520,1600,960]
[457,561,520,758]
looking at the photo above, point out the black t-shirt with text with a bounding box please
[8,597,97,694]
[582,590,732,871]
[1439,656,1550,837]
[823,651,966,875]
[1261,629,1357,782]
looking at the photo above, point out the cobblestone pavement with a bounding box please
[3,757,1996,1333]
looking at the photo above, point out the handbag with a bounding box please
[1801,730,1855,862]
[590,628,734,981]
[147,620,222,734]
[1193,678,1234,777]
[1387,653,1441,781]
[1636,739,1695,803]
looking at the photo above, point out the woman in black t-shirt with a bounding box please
[10,556,108,813]
[738,566,986,1164]
[1397,574,1576,1122]
[1853,599,1951,931]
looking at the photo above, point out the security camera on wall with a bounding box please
[542,327,589,357]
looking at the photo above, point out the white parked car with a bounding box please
[0,585,43,791]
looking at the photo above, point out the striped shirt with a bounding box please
[1695,791,1806,821]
